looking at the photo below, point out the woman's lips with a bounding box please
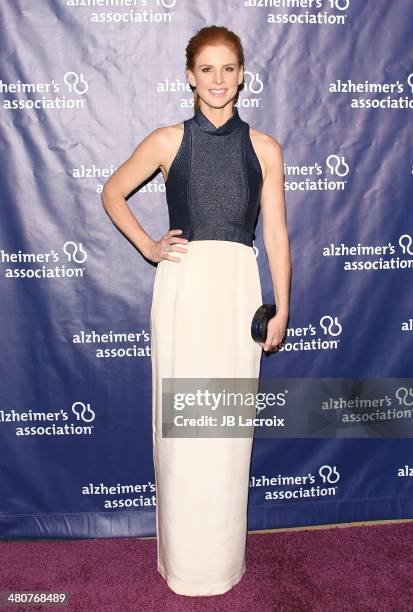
[209,89,227,96]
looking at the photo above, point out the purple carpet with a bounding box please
[1,523,412,611]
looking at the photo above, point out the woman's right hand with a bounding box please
[146,229,189,263]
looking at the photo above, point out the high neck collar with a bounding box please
[193,106,242,135]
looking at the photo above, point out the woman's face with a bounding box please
[187,44,243,109]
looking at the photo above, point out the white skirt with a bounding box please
[150,240,263,596]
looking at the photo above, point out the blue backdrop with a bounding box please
[1,0,412,538]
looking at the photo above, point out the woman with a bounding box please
[102,25,291,596]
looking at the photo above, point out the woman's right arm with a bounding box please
[101,128,187,263]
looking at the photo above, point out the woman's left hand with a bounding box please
[258,312,288,353]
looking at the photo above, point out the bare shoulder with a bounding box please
[144,122,183,155]
[149,122,185,181]
[250,127,281,151]
[150,121,184,144]
[102,120,186,196]
[249,127,283,181]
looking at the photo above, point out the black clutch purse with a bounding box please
[251,304,277,343]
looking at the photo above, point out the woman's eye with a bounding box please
[200,67,234,73]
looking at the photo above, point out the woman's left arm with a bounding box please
[259,135,292,351]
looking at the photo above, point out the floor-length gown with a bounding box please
[150,106,264,596]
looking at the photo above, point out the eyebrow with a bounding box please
[198,63,237,68]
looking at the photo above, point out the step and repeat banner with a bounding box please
[0,1,412,538]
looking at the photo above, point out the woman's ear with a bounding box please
[238,65,244,86]
[186,69,195,89]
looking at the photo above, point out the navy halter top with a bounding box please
[165,106,263,247]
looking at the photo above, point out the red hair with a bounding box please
[185,25,245,112]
